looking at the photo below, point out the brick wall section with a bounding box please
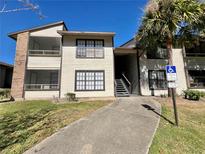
[11,32,29,100]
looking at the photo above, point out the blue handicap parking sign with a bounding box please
[166,65,177,81]
[166,65,176,74]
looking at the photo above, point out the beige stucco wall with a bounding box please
[27,57,61,69]
[30,25,63,37]
[60,35,114,98]
[172,49,188,94]
[24,91,59,99]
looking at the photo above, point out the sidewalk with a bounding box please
[24,97,161,154]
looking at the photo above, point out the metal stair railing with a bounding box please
[121,73,132,94]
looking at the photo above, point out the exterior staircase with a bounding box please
[115,79,130,97]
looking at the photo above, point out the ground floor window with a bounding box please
[25,70,59,90]
[148,70,167,90]
[188,70,205,88]
[75,71,105,91]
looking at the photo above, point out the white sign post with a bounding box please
[167,82,177,88]
[166,65,177,88]
[165,65,179,126]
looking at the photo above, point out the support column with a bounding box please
[11,32,29,100]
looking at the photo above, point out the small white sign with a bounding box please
[168,81,177,88]
[167,73,177,81]
[166,65,177,81]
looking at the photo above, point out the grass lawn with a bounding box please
[0,100,112,154]
[149,97,205,154]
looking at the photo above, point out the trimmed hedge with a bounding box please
[183,90,205,101]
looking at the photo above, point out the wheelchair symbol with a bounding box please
[166,65,176,74]
[168,66,175,73]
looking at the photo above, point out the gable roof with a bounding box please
[120,38,136,48]
[0,61,13,68]
[8,21,68,40]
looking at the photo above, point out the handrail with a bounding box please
[25,84,59,90]
[29,50,60,52]
[29,50,61,56]
[121,73,132,93]
[122,73,131,86]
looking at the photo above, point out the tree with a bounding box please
[137,0,204,96]
[137,0,204,126]
[137,0,204,65]
[0,0,45,19]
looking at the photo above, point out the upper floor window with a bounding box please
[76,39,104,58]
[28,37,61,56]
[185,41,205,57]
[147,47,168,59]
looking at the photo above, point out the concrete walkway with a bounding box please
[24,97,161,154]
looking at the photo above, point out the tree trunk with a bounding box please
[167,36,178,126]
[166,37,173,97]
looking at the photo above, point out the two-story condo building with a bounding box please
[8,21,205,100]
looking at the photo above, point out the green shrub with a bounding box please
[65,92,77,101]
[200,91,205,98]
[0,89,11,100]
[183,90,201,101]
[183,90,189,99]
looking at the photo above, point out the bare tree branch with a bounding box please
[1,0,7,12]
[0,7,34,13]
[0,0,45,19]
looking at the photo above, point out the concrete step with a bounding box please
[115,78,130,97]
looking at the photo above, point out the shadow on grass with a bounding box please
[142,104,175,125]
[0,99,12,103]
